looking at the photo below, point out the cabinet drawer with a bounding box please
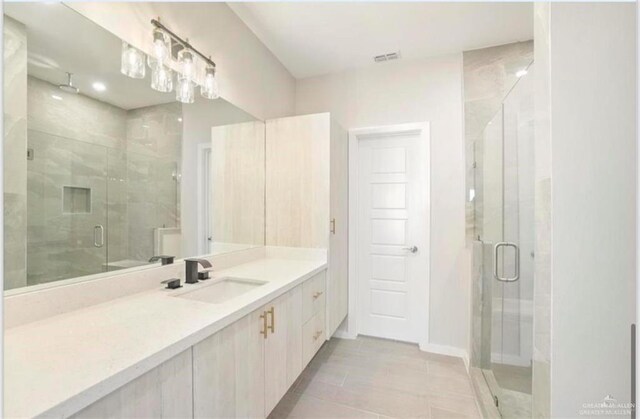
[302,271,326,323]
[302,309,325,367]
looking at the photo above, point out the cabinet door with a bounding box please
[234,308,267,418]
[193,323,236,418]
[285,284,303,388]
[264,292,289,415]
[72,349,192,418]
[193,308,266,419]
[329,120,349,337]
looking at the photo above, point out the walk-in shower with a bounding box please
[470,63,534,418]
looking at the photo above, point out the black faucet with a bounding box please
[149,255,175,265]
[184,258,213,284]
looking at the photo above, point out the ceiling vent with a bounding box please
[374,51,401,63]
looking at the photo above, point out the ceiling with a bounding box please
[229,2,534,79]
[4,3,175,110]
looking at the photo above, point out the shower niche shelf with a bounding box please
[62,186,91,214]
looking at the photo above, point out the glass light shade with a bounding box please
[152,28,171,64]
[178,48,195,80]
[176,76,194,104]
[120,42,146,79]
[151,65,174,93]
[200,65,219,100]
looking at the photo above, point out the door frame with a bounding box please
[196,142,212,255]
[346,122,430,350]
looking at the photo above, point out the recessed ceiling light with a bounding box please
[51,94,63,101]
[92,82,107,92]
[516,69,528,78]
[177,117,183,122]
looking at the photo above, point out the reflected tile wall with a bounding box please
[125,102,182,261]
[24,77,182,286]
[27,77,126,150]
[3,16,28,290]
[26,130,109,284]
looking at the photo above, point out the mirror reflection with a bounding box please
[3,3,265,291]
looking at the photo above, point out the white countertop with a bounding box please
[5,255,327,418]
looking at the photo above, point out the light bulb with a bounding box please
[176,76,194,104]
[152,28,170,64]
[120,42,145,79]
[151,65,174,93]
[178,48,194,80]
[200,64,219,100]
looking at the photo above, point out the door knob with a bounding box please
[403,246,418,253]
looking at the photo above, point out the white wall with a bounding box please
[296,55,468,352]
[537,3,636,416]
[181,99,256,258]
[67,2,295,121]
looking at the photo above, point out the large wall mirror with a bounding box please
[3,3,266,291]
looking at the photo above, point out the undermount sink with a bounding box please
[175,277,267,304]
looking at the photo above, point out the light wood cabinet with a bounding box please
[73,272,323,419]
[264,293,288,414]
[266,113,349,340]
[285,283,303,388]
[193,283,306,419]
[72,349,193,419]
[193,307,265,418]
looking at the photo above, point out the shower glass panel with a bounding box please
[27,132,109,284]
[479,65,534,418]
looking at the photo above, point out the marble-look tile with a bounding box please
[27,77,126,150]
[17,70,181,288]
[270,394,378,419]
[3,16,28,290]
[274,337,480,419]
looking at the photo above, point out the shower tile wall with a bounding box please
[25,76,181,285]
[26,77,125,284]
[125,102,182,261]
[3,16,28,290]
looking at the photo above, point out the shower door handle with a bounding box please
[493,242,519,282]
[94,225,104,248]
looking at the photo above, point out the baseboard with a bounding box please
[420,342,470,371]
[332,329,357,339]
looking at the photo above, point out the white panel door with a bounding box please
[357,132,428,343]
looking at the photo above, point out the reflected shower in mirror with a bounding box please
[3,3,265,291]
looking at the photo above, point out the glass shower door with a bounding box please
[480,66,534,418]
[27,132,109,284]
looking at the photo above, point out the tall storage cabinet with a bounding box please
[266,113,349,338]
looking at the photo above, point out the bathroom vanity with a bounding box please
[5,248,329,418]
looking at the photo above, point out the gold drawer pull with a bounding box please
[312,291,324,300]
[267,307,275,334]
[260,311,268,339]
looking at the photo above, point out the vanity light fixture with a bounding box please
[152,26,171,65]
[120,18,221,101]
[151,64,174,93]
[152,18,220,101]
[176,75,195,104]
[201,61,219,100]
[120,42,146,79]
[178,47,195,81]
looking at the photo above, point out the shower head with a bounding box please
[59,72,79,94]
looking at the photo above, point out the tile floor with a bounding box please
[269,336,482,419]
